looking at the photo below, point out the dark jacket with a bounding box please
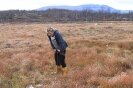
[48,30,68,54]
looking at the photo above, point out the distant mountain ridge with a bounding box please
[37,4,132,13]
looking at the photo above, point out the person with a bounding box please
[47,27,68,76]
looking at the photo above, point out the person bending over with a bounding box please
[47,27,68,76]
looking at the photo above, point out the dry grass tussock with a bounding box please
[0,22,133,88]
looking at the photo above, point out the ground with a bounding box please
[0,22,133,88]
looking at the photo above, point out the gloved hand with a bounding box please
[57,49,60,52]
[53,49,60,53]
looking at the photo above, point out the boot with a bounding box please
[56,66,62,74]
[62,67,68,76]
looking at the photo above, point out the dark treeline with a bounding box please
[0,9,133,22]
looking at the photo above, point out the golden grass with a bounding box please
[0,22,133,88]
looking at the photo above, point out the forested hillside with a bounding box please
[0,9,133,22]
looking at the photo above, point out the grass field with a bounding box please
[0,22,133,88]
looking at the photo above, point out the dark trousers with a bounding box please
[54,50,66,68]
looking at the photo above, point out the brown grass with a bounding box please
[0,22,133,88]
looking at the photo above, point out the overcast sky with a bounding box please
[0,0,133,10]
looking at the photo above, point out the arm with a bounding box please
[47,35,55,49]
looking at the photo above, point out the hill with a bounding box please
[37,4,132,13]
